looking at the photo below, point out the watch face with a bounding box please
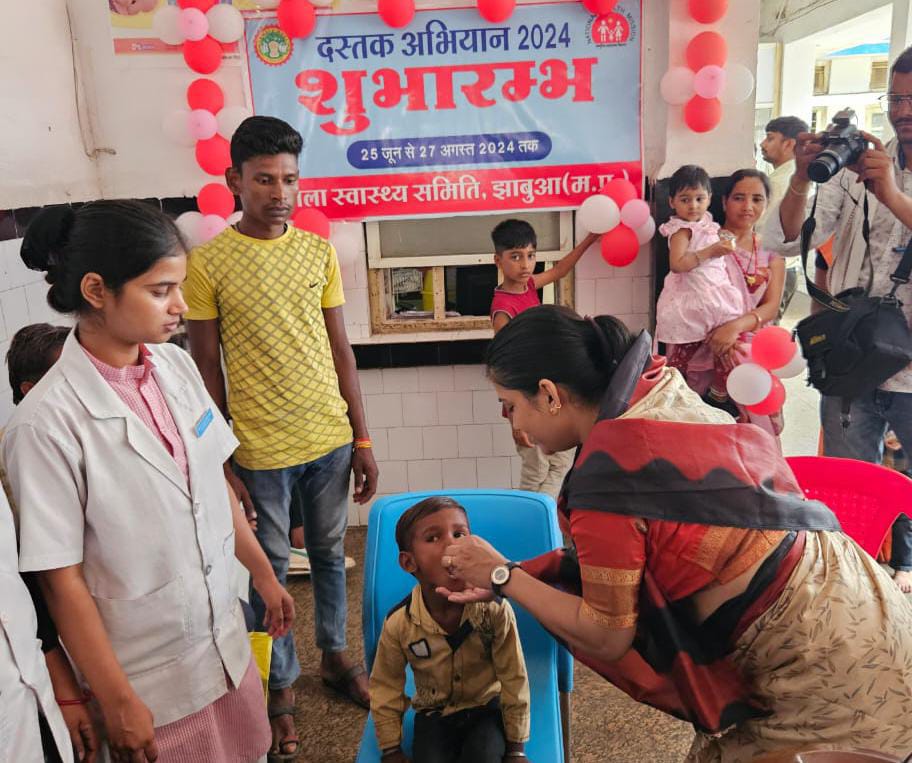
[492,565,510,585]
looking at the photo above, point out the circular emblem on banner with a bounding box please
[254,25,293,67]
[590,13,631,46]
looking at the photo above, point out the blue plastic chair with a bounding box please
[356,490,573,762]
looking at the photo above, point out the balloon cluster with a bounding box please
[152,0,244,74]
[377,0,516,27]
[726,326,806,415]
[659,0,755,133]
[578,179,655,267]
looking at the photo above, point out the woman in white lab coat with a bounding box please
[0,488,74,763]
[2,201,294,763]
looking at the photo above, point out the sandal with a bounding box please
[321,663,370,709]
[267,704,300,762]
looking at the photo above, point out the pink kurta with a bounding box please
[83,343,271,762]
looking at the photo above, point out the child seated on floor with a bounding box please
[369,497,531,763]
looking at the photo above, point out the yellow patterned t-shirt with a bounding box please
[183,226,352,470]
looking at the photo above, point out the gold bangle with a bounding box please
[787,178,810,197]
[353,439,373,450]
[750,310,763,330]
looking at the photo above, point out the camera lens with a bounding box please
[807,152,841,183]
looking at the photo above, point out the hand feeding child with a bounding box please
[655,165,747,417]
[369,497,531,763]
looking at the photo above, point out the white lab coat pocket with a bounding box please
[93,576,191,677]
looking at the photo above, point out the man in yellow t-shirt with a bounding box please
[184,116,379,761]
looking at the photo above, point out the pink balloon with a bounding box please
[188,109,218,140]
[693,65,727,99]
[752,326,796,370]
[199,214,228,242]
[620,199,651,230]
[179,7,209,41]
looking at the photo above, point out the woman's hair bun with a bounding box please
[20,205,76,281]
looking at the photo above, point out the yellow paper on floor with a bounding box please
[249,632,272,701]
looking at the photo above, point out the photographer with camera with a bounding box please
[765,48,912,593]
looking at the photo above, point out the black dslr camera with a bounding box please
[807,109,869,183]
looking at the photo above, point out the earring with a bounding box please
[549,403,562,416]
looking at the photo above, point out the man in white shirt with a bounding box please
[760,115,809,320]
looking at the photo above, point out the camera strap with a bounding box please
[799,187,912,309]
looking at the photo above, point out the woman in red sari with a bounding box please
[441,306,912,761]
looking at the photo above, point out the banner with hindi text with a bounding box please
[244,2,642,219]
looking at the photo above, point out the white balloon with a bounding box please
[772,349,808,379]
[720,64,755,105]
[660,67,695,106]
[176,211,205,248]
[634,216,656,245]
[227,211,243,225]
[578,195,620,235]
[161,109,196,147]
[199,214,228,242]
[206,4,245,43]
[726,363,773,406]
[216,106,252,139]
[152,5,184,46]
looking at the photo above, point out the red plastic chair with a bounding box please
[785,456,907,557]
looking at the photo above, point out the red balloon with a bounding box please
[183,37,222,75]
[277,0,316,38]
[582,0,617,12]
[600,178,638,207]
[378,0,415,28]
[195,135,231,176]
[197,183,235,218]
[746,375,785,416]
[187,79,224,114]
[292,207,331,239]
[751,326,796,371]
[178,0,216,9]
[689,0,727,24]
[684,96,722,133]
[478,0,516,22]
[686,31,727,70]
[600,224,639,267]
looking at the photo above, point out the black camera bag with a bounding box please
[794,193,912,412]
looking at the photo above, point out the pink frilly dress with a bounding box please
[655,214,747,344]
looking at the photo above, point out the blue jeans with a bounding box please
[821,392,912,571]
[235,443,352,689]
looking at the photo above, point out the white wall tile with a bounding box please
[626,248,654,277]
[370,428,389,462]
[378,461,409,493]
[408,460,442,491]
[491,422,517,457]
[616,313,650,333]
[4,243,39,289]
[453,364,490,391]
[422,425,459,459]
[364,393,403,428]
[437,390,474,426]
[442,458,477,489]
[595,278,633,315]
[472,390,503,425]
[358,369,384,395]
[24,281,55,324]
[387,427,424,461]
[382,367,419,393]
[344,288,371,327]
[418,365,454,392]
[476,457,512,489]
[458,424,493,458]
[0,289,30,341]
[402,392,438,427]
[574,243,614,280]
[631,276,654,315]
[0,387,13,429]
[575,277,596,317]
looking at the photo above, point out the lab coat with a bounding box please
[0,489,73,763]
[2,333,250,728]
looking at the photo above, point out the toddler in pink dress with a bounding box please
[656,165,747,408]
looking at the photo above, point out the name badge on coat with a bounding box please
[194,408,214,438]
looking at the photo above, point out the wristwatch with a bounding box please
[491,562,520,597]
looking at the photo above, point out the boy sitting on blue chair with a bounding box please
[369,497,532,763]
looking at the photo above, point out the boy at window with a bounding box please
[370,496,530,763]
[490,220,597,497]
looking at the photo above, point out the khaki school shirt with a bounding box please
[369,585,531,751]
